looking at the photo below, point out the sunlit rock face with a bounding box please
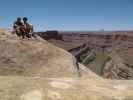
[0,30,100,79]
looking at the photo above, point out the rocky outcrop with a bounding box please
[1,30,133,99]
[0,31,100,79]
[103,52,133,79]
[36,31,63,40]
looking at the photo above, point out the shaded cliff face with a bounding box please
[44,31,133,79]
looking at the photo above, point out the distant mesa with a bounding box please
[36,30,63,40]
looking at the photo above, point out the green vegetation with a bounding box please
[86,51,112,76]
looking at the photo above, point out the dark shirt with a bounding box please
[13,21,24,29]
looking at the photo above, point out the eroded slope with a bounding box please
[0,31,99,79]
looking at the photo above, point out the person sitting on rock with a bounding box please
[13,17,25,39]
[23,17,36,38]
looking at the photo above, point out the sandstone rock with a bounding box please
[0,31,100,79]
[0,76,133,100]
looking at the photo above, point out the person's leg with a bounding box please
[15,28,22,38]
[32,33,37,38]
[20,28,26,39]
[22,32,25,39]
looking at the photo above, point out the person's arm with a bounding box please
[13,22,17,29]
[30,25,34,32]
[32,25,34,32]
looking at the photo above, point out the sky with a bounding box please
[0,0,133,31]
